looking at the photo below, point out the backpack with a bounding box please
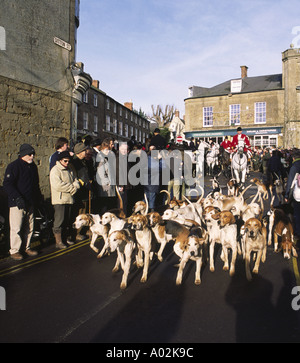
[293,173,300,202]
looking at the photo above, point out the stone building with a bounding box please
[184,46,300,148]
[77,80,151,144]
[0,0,91,197]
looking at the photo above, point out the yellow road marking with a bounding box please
[0,239,91,278]
[292,256,300,286]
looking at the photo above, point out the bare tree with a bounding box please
[150,104,175,128]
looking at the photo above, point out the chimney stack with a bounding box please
[241,65,248,79]
[124,100,133,111]
[92,80,99,89]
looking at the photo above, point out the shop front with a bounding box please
[185,126,283,148]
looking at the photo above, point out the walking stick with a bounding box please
[89,190,91,214]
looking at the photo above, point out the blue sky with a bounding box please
[77,0,300,117]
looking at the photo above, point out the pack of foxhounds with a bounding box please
[73,176,298,290]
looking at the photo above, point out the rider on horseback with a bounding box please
[220,136,232,153]
[231,127,252,160]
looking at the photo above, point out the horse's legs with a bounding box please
[234,169,240,184]
[241,169,247,184]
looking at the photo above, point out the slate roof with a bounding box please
[188,74,283,98]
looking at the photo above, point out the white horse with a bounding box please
[206,145,219,175]
[231,146,247,185]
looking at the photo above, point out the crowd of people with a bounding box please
[2,127,300,261]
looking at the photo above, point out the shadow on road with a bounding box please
[225,268,300,343]
[90,261,186,344]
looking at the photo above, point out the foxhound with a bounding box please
[148,211,199,262]
[241,218,267,281]
[132,194,149,216]
[239,192,263,222]
[174,233,207,286]
[129,214,154,283]
[227,178,240,197]
[73,214,109,256]
[108,229,136,290]
[101,212,127,234]
[250,178,273,200]
[274,176,284,204]
[211,210,240,276]
[272,210,297,259]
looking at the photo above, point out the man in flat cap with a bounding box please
[3,144,43,260]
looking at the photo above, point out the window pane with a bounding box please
[255,102,266,124]
[203,107,213,127]
[230,104,240,125]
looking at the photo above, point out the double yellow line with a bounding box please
[0,239,91,278]
[292,257,300,286]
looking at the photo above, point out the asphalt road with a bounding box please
[1,172,300,344]
[0,228,300,344]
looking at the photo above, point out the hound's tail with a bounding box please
[115,186,124,211]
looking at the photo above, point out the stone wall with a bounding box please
[0,75,72,198]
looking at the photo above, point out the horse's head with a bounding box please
[237,146,244,158]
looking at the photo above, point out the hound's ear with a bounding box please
[230,214,236,224]
[141,215,148,225]
[197,237,206,245]
[257,220,263,234]
[86,214,94,226]
[211,212,220,220]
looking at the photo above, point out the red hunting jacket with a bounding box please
[231,134,252,153]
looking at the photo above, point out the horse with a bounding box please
[218,146,232,179]
[206,145,219,176]
[231,146,248,186]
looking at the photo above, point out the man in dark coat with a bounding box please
[267,149,284,182]
[149,128,167,150]
[3,144,43,260]
[71,142,92,241]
